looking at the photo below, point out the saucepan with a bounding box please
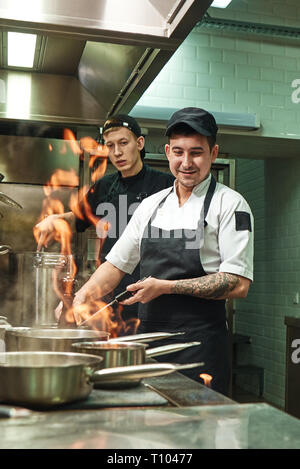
[71,341,202,389]
[4,327,111,352]
[71,341,201,370]
[0,352,202,407]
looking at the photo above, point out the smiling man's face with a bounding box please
[165,133,218,190]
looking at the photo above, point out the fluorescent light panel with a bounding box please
[211,0,233,8]
[7,32,37,68]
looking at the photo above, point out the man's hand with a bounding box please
[34,211,75,251]
[34,214,60,251]
[121,277,171,305]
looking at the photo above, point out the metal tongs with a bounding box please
[79,277,150,327]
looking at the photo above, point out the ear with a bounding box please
[137,136,145,151]
[211,144,219,163]
[165,144,170,161]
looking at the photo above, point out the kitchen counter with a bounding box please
[144,372,234,407]
[0,370,300,449]
[0,402,299,449]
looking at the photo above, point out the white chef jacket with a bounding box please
[106,173,254,281]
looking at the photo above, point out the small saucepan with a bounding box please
[71,340,201,370]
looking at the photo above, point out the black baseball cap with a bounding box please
[165,107,218,138]
[102,114,145,159]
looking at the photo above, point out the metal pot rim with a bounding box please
[0,351,103,368]
[6,327,110,340]
[72,341,149,351]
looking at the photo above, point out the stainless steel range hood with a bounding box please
[0,0,213,129]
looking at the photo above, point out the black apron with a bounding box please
[138,176,230,395]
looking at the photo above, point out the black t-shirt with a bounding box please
[75,164,174,255]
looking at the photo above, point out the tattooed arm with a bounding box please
[122,273,251,305]
[170,272,250,300]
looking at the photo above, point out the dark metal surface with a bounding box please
[145,370,234,407]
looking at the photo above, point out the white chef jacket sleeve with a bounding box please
[105,201,144,274]
[218,192,254,281]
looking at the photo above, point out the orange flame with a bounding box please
[63,128,82,156]
[72,299,140,338]
[33,129,133,330]
[43,169,79,197]
[200,373,213,387]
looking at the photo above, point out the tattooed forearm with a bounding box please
[170,273,240,299]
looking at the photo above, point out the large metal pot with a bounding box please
[0,351,202,405]
[5,327,110,352]
[2,251,75,327]
[72,341,201,369]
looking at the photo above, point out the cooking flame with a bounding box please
[33,128,138,334]
[72,300,140,338]
[200,373,213,387]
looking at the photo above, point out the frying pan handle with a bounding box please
[0,405,32,418]
[89,361,205,385]
[146,341,201,358]
[0,245,12,256]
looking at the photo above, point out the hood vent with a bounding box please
[130,105,260,131]
[0,0,213,128]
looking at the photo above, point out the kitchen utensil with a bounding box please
[3,252,73,326]
[0,352,103,408]
[89,362,204,389]
[79,276,151,327]
[0,245,12,256]
[0,405,34,418]
[0,352,203,406]
[72,341,201,369]
[110,331,185,343]
[0,192,22,209]
[4,327,110,352]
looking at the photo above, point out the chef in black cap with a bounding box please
[73,107,254,395]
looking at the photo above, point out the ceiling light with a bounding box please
[211,0,233,8]
[7,32,37,68]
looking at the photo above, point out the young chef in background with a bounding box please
[71,107,254,396]
[35,114,174,321]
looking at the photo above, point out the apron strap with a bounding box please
[204,175,216,221]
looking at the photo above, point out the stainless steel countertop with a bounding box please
[0,403,299,449]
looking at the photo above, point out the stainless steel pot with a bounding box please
[3,251,73,326]
[5,327,110,352]
[0,351,103,408]
[0,351,203,405]
[72,341,201,369]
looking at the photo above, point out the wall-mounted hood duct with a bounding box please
[130,105,260,131]
[198,13,300,40]
[0,0,214,128]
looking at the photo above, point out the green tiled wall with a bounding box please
[136,0,300,408]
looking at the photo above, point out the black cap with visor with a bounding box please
[165,107,218,139]
[102,114,145,159]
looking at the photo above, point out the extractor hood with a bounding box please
[0,0,214,130]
